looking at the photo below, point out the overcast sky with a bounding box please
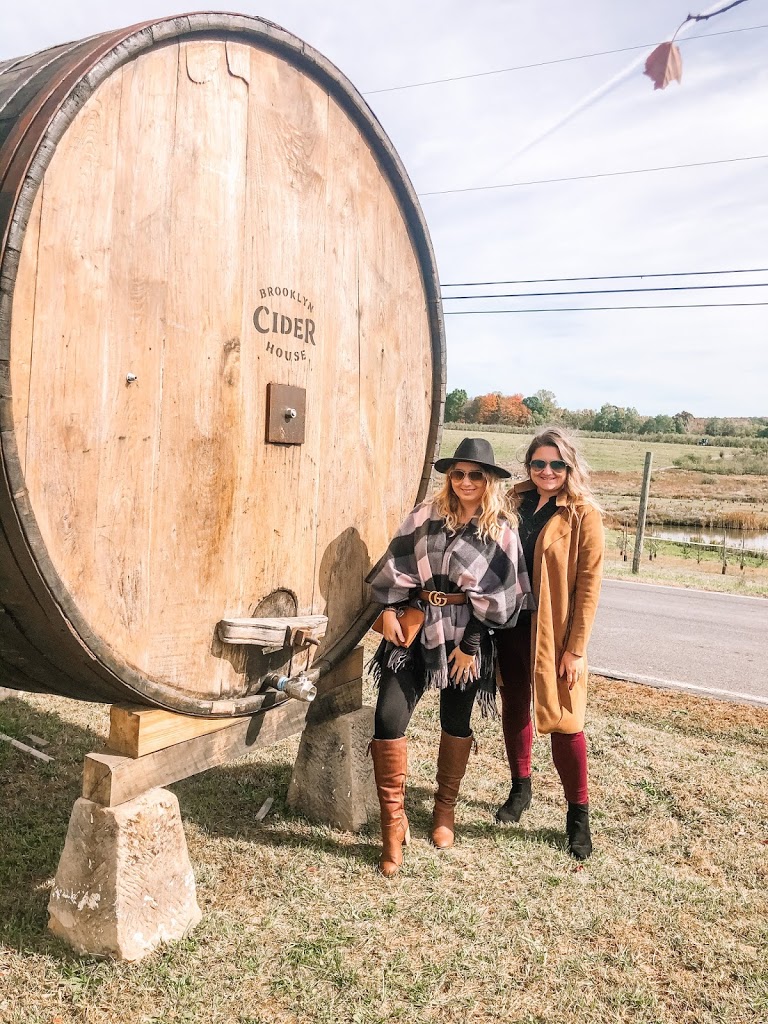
[3,1,767,416]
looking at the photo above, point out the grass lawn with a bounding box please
[440,428,750,475]
[1,654,767,1024]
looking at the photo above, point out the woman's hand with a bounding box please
[382,609,406,646]
[448,647,478,683]
[559,650,584,690]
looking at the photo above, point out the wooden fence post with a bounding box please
[632,452,653,575]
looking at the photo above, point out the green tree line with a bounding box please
[445,388,768,438]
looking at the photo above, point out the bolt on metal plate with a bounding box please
[266,383,306,444]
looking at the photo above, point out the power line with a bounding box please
[444,302,768,314]
[441,267,768,287]
[362,24,768,95]
[443,282,768,300]
[418,154,768,197]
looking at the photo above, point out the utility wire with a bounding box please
[444,302,768,314]
[441,267,768,286]
[418,154,768,197]
[443,282,768,300]
[362,23,768,95]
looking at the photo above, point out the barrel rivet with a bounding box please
[284,407,297,420]
[126,373,138,384]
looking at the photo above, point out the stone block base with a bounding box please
[48,788,201,961]
[287,706,378,832]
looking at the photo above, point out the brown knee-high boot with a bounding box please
[431,730,474,849]
[370,737,410,877]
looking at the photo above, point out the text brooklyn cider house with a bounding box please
[253,286,317,363]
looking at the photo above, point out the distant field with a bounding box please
[440,428,751,475]
[440,428,768,530]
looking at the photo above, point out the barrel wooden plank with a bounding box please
[311,100,366,648]
[356,129,429,533]
[8,185,41,471]
[146,40,249,694]
[92,46,178,664]
[22,70,123,635]
[362,159,432,519]
[230,45,329,639]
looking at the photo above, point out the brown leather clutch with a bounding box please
[371,605,425,648]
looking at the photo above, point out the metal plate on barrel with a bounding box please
[266,383,306,444]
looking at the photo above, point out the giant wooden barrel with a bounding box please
[0,13,444,715]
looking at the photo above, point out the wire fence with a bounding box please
[611,527,767,571]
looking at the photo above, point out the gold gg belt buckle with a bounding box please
[426,590,448,607]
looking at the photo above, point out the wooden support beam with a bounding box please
[108,704,249,758]
[83,675,364,808]
[314,644,364,698]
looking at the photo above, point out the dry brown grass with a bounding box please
[1,663,767,1024]
[594,469,768,530]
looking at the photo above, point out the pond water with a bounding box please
[650,524,768,553]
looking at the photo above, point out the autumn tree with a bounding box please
[499,393,532,426]
[476,392,503,424]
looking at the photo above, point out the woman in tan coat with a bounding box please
[495,427,604,859]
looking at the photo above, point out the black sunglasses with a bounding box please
[530,459,568,472]
[448,469,486,482]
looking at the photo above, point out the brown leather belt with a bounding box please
[419,589,467,607]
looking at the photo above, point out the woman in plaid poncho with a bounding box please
[366,437,533,877]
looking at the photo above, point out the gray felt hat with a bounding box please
[434,436,511,478]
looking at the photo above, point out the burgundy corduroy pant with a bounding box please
[496,619,589,805]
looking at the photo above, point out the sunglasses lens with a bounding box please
[530,460,547,470]
[530,459,567,471]
[551,461,567,471]
[449,470,486,482]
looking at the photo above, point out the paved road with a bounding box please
[589,579,768,706]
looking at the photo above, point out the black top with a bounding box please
[518,489,559,578]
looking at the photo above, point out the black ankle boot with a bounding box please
[566,802,592,860]
[495,777,532,823]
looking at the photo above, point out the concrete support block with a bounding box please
[48,788,201,961]
[287,706,378,832]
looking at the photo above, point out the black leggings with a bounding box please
[374,663,479,740]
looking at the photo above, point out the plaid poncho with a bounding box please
[366,500,534,712]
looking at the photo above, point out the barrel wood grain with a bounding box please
[0,14,444,714]
[145,40,249,695]
[231,45,328,644]
[94,45,178,666]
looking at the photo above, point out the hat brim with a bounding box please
[434,458,511,479]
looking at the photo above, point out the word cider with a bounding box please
[253,287,316,362]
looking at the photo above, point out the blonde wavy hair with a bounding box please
[520,426,601,512]
[433,466,516,543]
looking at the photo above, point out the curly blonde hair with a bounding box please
[433,467,516,543]
[521,426,601,512]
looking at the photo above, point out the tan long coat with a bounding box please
[514,480,605,735]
